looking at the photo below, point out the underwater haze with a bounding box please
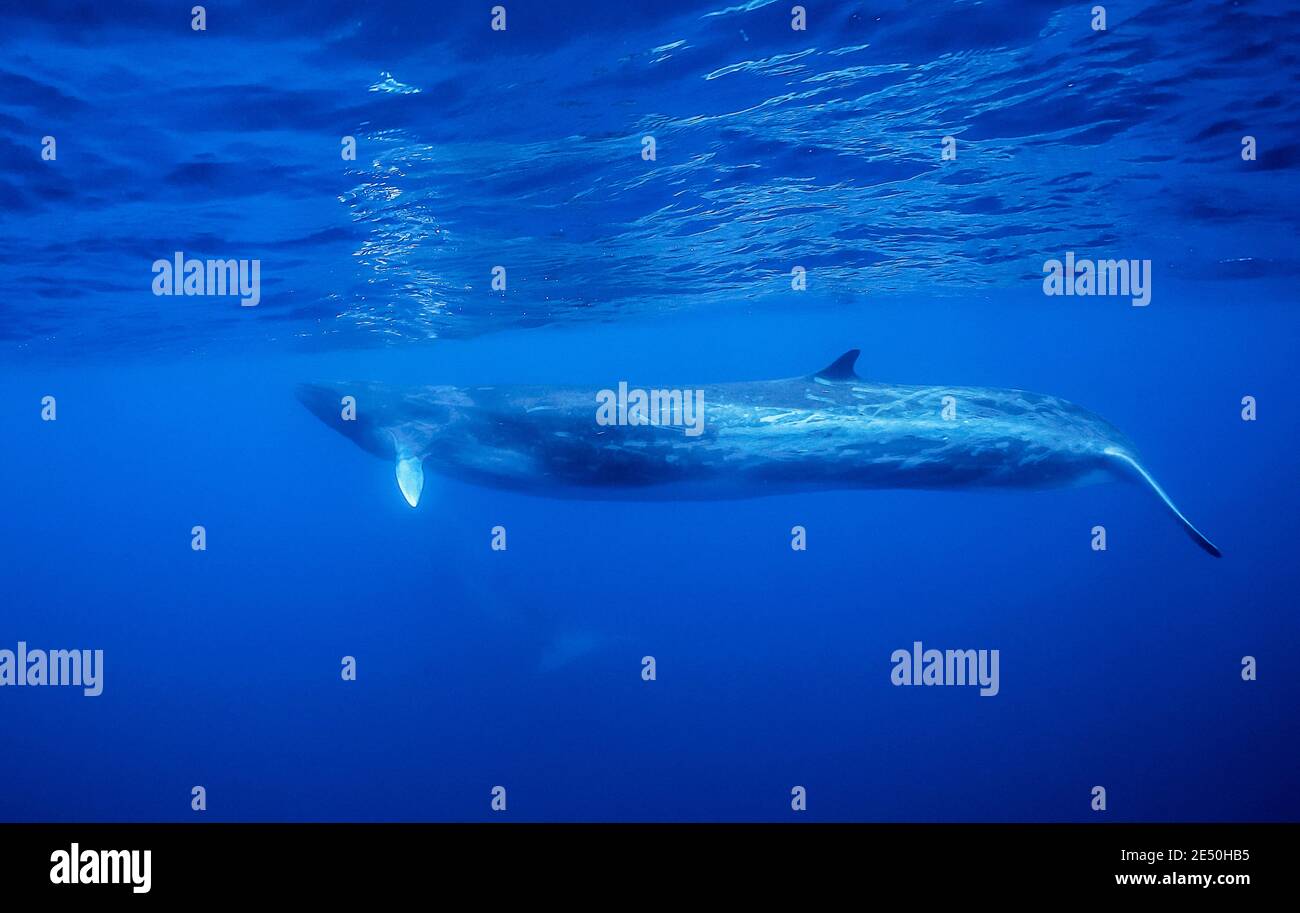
[1,0,1298,822]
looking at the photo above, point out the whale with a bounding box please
[296,350,1220,556]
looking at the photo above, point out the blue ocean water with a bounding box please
[1,0,1297,822]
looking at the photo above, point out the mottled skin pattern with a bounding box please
[296,351,1220,555]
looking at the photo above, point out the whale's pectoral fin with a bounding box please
[813,349,861,382]
[1105,448,1221,557]
[395,452,425,508]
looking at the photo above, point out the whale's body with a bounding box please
[297,350,1220,556]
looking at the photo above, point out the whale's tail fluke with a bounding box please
[1105,448,1221,557]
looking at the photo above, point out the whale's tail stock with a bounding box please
[1104,447,1222,557]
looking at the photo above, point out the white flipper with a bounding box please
[395,453,424,508]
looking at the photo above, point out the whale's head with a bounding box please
[295,382,341,425]
[295,381,403,462]
[296,381,460,508]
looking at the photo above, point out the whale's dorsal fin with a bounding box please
[813,349,861,381]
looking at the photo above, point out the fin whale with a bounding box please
[296,350,1220,557]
